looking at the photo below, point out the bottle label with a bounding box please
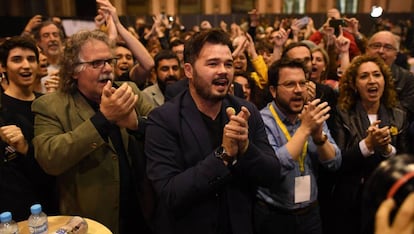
[29,222,48,234]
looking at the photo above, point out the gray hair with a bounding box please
[60,30,114,94]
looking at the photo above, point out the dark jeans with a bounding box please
[254,201,322,234]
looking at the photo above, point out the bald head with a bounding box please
[366,31,399,66]
[368,31,400,51]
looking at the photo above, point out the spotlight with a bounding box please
[370,6,383,18]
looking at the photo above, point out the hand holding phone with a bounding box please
[297,16,310,29]
[329,18,347,36]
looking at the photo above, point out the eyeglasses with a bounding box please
[277,80,308,90]
[367,43,397,52]
[76,58,117,69]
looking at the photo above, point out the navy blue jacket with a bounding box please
[145,90,281,234]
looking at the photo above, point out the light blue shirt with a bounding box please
[257,101,341,210]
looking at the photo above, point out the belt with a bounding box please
[257,200,318,216]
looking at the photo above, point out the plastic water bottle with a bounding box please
[28,204,48,234]
[0,211,19,234]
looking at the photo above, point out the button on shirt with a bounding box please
[258,102,341,210]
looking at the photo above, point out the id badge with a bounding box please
[294,175,311,203]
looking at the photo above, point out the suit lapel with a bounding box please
[72,92,117,153]
[181,92,212,155]
[73,92,96,121]
[152,84,164,106]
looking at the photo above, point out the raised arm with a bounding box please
[97,0,154,82]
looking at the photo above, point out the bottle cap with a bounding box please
[0,212,12,222]
[30,204,42,214]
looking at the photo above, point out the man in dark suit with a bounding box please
[145,29,281,234]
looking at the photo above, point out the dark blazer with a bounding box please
[391,63,414,122]
[330,102,409,234]
[145,90,281,234]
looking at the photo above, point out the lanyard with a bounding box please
[269,104,307,174]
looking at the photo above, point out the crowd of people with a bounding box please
[1,0,414,233]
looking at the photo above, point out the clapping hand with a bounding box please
[100,81,138,130]
[222,106,250,157]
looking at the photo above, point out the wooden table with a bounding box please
[18,216,112,234]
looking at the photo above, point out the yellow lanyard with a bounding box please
[269,104,308,174]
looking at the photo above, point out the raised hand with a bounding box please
[222,106,250,157]
[100,81,138,129]
[44,70,60,93]
[24,15,43,34]
[0,125,28,155]
[335,26,351,53]
[299,99,330,136]
[365,120,392,153]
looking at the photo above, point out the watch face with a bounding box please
[215,146,237,166]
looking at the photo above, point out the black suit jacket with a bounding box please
[145,90,281,234]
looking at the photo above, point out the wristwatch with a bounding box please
[215,146,237,166]
[313,132,328,146]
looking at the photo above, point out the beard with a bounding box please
[274,94,304,116]
[192,69,228,102]
[158,75,178,94]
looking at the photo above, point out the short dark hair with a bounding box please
[268,59,308,87]
[154,49,180,69]
[169,39,184,49]
[281,41,311,60]
[184,29,233,65]
[0,36,39,67]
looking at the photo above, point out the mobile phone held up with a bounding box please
[297,16,310,29]
[329,18,347,36]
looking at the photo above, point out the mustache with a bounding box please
[98,73,114,82]
[48,41,59,47]
[165,76,178,82]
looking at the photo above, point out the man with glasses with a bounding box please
[255,59,341,234]
[366,30,414,123]
[32,29,154,234]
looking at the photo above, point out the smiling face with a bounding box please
[185,42,234,103]
[114,46,134,77]
[37,23,63,59]
[74,39,114,103]
[233,52,248,72]
[5,47,38,89]
[355,61,385,106]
